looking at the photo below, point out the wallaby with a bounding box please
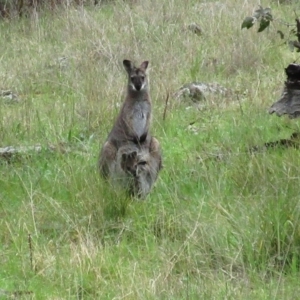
[113,139,162,198]
[99,59,153,176]
[98,59,162,197]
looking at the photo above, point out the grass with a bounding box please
[1,0,300,298]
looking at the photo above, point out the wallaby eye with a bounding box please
[140,76,145,80]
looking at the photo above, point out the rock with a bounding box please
[173,82,230,104]
[187,23,203,35]
[0,90,20,104]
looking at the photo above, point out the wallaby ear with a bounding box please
[140,61,149,71]
[123,59,134,74]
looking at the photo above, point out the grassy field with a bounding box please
[1,0,300,299]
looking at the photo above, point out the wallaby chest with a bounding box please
[127,100,151,139]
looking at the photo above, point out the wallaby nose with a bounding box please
[135,83,142,91]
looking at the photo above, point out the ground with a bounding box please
[0,0,300,299]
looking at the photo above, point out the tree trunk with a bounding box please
[269,63,300,118]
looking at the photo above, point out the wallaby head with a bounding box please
[121,150,138,176]
[123,60,149,92]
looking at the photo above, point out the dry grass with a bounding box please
[1,0,300,299]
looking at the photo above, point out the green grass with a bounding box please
[1,0,300,299]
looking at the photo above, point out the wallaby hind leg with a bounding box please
[149,137,163,174]
[98,141,117,178]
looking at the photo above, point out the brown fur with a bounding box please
[111,138,162,198]
[99,59,152,177]
[108,60,151,146]
[98,60,162,198]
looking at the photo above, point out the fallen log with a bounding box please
[250,132,300,153]
[0,145,43,161]
[0,143,85,162]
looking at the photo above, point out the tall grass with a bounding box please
[1,0,300,298]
